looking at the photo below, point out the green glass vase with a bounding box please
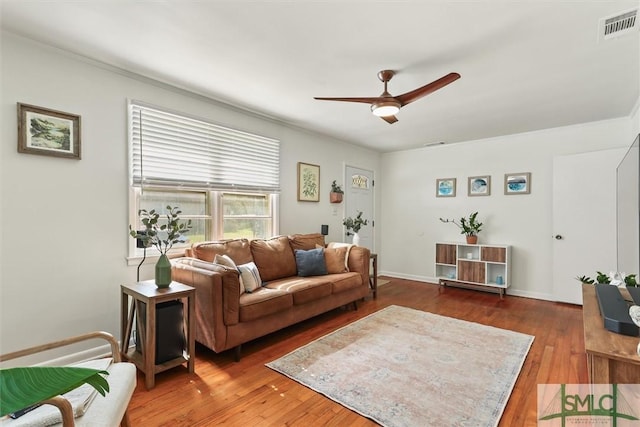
[155,254,172,288]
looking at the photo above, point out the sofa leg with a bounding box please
[233,345,242,362]
[352,301,358,311]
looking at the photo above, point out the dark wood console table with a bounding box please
[582,284,640,383]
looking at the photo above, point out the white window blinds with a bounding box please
[130,102,280,192]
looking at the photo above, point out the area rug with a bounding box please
[266,305,534,427]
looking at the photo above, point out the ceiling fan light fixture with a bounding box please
[371,101,400,117]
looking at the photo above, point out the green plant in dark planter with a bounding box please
[575,271,638,287]
[129,205,192,288]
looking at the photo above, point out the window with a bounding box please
[128,101,280,258]
[222,193,273,239]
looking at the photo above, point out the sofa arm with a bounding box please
[172,258,242,352]
[347,246,371,287]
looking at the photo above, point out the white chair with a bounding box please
[0,331,136,427]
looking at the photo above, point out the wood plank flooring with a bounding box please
[127,278,588,426]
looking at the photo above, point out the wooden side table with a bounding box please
[582,284,640,383]
[120,280,195,389]
[370,253,378,299]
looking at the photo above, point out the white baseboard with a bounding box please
[379,271,556,302]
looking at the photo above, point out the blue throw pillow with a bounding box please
[295,248,328,277]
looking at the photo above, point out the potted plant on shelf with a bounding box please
[576,271,638,287]
[439,211,483,244]
[130,205,192,288]
[330,180,344,203]
[343,211,368,246]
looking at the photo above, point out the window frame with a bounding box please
[127,187,279,263]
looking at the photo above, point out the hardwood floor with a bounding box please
[127,278,588,426]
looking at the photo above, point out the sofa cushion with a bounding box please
[265,276,333,305]
[288,233,326,251]
[250,236,297,282]
[191,239,253,264]
[294,248,328,277]
[237,262,262,293]
[323,246,349,274]
[238,288,292,322]
[330,272,363,293]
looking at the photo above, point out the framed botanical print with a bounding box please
[18,103,81,159]
[297,162,320,202]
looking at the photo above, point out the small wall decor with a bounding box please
[504,172,531,195]
[468,175,491,196]
[436,178,456,197]
[17,103,81,159]
[330,180,344,203]
[297,162,320,202]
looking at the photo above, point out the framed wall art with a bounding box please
[297,162,320,202]
[17,103,81,159]
[468,175,491,196]
[504,172,531,195]
[436,178,456,197]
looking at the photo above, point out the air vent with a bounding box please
[599,8,638,41]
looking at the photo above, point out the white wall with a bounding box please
[379,117,633,300]
[0,33,379,361]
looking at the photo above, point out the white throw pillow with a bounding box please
[214,254,245,294]
[237,262,262,293]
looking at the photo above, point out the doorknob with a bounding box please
[554,235,563,240]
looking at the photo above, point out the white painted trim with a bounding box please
[380,271,558,302]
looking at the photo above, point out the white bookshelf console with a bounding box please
[435,242,511,297]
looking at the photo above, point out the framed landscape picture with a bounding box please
[504,172,531,195]
[468,175,491,196]
[436,178,456,197]
[297,162,320,202]
[17,103,81,159]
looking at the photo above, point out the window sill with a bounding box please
[125,250,185,267]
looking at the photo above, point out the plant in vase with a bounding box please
[130,205,192,288]
[343,211,368,246]
[330,180,344,203]
[439,211,483,244]
[575,271,638,287]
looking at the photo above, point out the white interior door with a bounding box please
[344,165,374,250]
[552,149,624,304]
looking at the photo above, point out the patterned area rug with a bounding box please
[266,305,534,427]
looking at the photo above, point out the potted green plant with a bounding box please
[343,211,368,245]
[330,180,344,203]
[576,271,638,287]
[439,212,483,244]
[130,205,192,288]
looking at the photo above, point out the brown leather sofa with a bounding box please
[171,233,371,359]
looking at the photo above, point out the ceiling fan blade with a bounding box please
[381,115,398,124]
[396,72,460,107]
[313,96,384,104]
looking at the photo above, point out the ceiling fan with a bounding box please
[314,70,460,124]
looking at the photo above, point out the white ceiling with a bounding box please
[2,1,639,152]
